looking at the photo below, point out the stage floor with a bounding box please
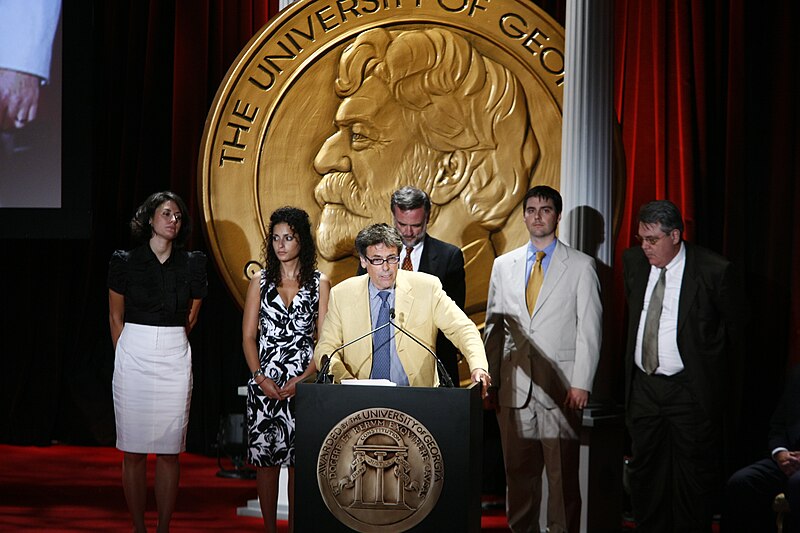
[0,443,512,532]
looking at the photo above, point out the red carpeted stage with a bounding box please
[0,444,511,531]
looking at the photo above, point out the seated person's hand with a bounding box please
[775,450,800,476]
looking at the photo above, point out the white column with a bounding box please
[559,0,614,266]
[556,8,619,530]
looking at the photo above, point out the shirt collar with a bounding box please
[368,279,395,300]
[527,239,558,260]
[659,241,686,272]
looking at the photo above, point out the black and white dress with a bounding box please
[246,270,320,467]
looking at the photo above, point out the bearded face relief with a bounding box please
[313,75,441,260]
[312,27,543,265]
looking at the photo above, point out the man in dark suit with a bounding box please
[357,186,466,384]
[623,200,745,532]
[725,364,800,533]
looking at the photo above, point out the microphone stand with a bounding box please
[315,321,393,384]
[389,310,454,388]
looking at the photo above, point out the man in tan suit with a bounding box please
[484,186,602,533]
[314,223,490,393]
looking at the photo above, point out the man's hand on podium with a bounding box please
[471,368,491,399]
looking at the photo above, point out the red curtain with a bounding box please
[612,0,800,463]
[610,0,713,398]
[613,0,707,261]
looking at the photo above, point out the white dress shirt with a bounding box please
[635,242,686,375]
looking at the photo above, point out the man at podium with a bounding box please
[314,223,490,394]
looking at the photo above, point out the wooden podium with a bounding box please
[294,382,483,532]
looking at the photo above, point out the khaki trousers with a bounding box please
[497,399,582,533]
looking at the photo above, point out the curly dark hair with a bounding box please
[130,191,192,247]
[262,207,317,288]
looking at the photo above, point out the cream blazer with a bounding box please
[484,241,602,408]
[314,270,487,387]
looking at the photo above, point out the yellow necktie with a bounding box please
[526,251,546,316]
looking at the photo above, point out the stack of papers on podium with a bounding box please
[341,379,397,386]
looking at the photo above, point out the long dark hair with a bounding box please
[130,191,192,247]
[262,207,317,288]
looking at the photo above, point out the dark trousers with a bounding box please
[627,369,720,532]
[724,458,800,533]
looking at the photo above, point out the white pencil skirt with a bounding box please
[112,323,192,454]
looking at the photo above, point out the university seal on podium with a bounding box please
[317,408,443,531]
[199,0,564,319]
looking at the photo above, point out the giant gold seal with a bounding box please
[199,0,565,319]
[317,407,443,531]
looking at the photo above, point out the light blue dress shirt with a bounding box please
[525,239,558,286]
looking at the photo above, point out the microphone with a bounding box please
[316,355,331,384]
[389,309,455,388]
[314,320,393,384]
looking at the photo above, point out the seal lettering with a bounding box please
[316,407,443,531]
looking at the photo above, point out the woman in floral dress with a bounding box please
[241,206,329,532]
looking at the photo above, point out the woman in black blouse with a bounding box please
[108,191,207,533]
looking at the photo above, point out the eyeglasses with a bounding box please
[635,233,669,246]
[363,255,401,266]
[159,211,182,222]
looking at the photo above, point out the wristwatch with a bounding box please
[252,369,265,380]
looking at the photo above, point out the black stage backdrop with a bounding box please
[0,0,798,480]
